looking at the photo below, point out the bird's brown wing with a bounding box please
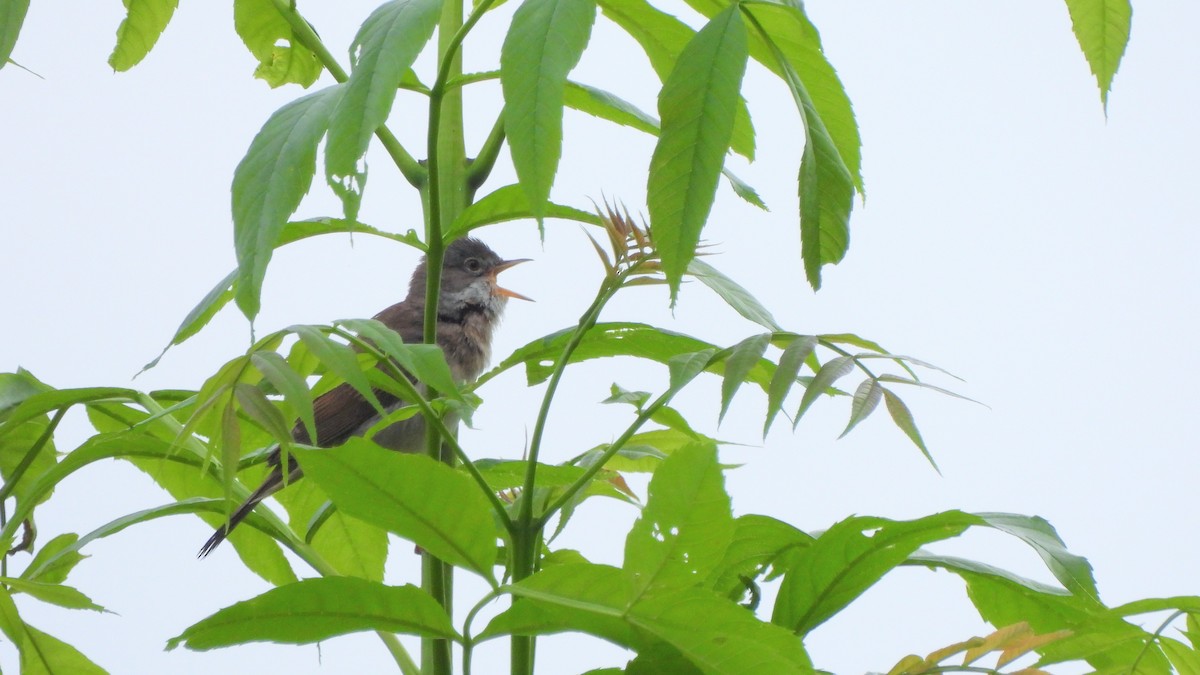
[295,383,401,447]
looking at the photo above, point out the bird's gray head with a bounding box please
[408,238,531,320]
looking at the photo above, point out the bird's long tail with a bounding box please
[198,466,291,558]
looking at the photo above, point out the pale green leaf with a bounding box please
[1064,0,1132,109]
[108,0,178,71]
[764,335,815,435]
[793,354,853,426]
[882,388,937,470]
[720,333,772,421]
[689,259,781,332]
[233,0,321,87]
[838,377,881,438]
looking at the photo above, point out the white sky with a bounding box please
[2,1,1198,674]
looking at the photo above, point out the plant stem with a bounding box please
[466,113,506,199]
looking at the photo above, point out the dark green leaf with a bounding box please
[882,388,937,470]
[251,351,314,443]
[0,0,30,67]
[167,577,458,650]
[447,184,599,239]
[772,511,977,635]
[336,318,462,398]
[690,259,781,332]
[233,86,342,318]
[501,0,598,218]
[232,0,321,87]
[793,354,853,426]
[764,335,815,435]
[647,4,748,303]
[624,445,733,592]
[720,333,772,421]
[293,441,498,580]
[325,0,442,220]
[289,325,383,412]
[108,0,178,71]
[838,377,881,438]
[1064,0,1131,109]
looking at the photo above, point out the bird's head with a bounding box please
[409,238,531,320]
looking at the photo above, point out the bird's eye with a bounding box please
[464,257,483,273]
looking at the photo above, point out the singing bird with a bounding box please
[199,237,529,556]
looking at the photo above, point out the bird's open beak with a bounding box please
[490,258,533,301]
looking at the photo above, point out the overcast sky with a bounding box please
[2,1,1198,674]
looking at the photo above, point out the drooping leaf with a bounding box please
[764,335,815,435]
[501,0,598,218]
[336,318,462,398]
[108,0,178,71]
[1063,0,1132,109]
[690,259,782,332]
[0,587,109,674]
[167,577,458,651]
[289,324,383,412]
[882,388,937,470]
[0,0,30,67]
[647,4,748,303]
[975,512,1099,600]
[232,0,321,88]
[597,0,755,161]
[772,511,977,635]
[0,577,106,612]
[232,86,342,318]
[720,333,772,421]
[446,183,599,239]
[293,441,499,580]
[233,383,292,442]
[251,351,314,443]
[624,445,734,592]
[325,0,443,221]
[793,354,853,426]
[838,377,881,438]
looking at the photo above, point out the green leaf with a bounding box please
[597,0,756,162]
[232,0,321,88]
[167,577,458,651]
[21,533,85,585]
[647,4,748,303]
[0,587,109,674]
[689,259,782,332]
[447,184,600,239]
[485,563,813,673]
[274,480,388,582]
[251,351,314,443]
[0,369,51,415]
[708,514,814,598]
[501,0,598,218]
[723,169,768,210]
[0,577,106,612]
[336,318,462,398]
[764,335,815,435]
[474,460,588,490]
[720,333,772,421]
[624,445,733,592]
[882,388,937,470]
[1064,0,1132,109]
[233,383,292,441]
[975,512,1099,600]
[325,0,442,221]
[232,86,342,318]
[289,324,383,412]
[838,377,881,438]
[108,0,178,71]
[487,323,778,393]
[793,354,853,426]
[667,350,716,393]
[740,0,862,192]
[293,441,499,580]
[772,511,977,635]
[0,0,30,67]
[1162,637,1200,675]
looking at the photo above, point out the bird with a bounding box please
[199,237,529,556]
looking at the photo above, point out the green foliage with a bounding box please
[0,1,1177,674]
